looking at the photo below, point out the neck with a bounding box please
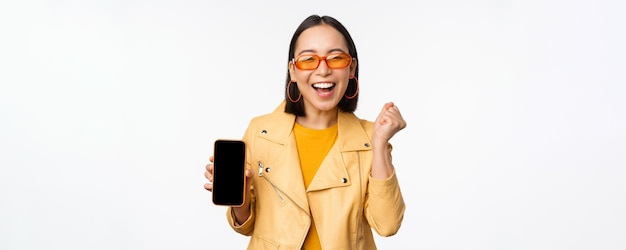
[296,109,338,129]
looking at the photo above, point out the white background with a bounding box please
[1,0,625,249]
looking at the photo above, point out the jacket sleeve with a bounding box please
[226,192,256,236]
[363,144,406,237]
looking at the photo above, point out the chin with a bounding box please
[313,101,340,112]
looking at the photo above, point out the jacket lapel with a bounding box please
[257,102,309,211]
[307,111,372,192]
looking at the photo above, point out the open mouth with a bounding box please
[313,82,335,94]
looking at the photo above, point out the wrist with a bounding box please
[232,204,251,225]
[371,137,389,149]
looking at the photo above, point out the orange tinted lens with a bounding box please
[326,53,351,69]
[295,55,320,70]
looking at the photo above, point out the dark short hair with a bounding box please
[284,15,359,116]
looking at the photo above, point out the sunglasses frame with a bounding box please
[292,52,353,70]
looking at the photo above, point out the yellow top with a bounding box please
[294,122,338,250]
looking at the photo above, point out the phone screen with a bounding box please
[212,139,246,206]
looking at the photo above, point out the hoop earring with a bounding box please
[345,77,359,100]
[287,80,301,103]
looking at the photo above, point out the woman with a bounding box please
[204,14,407,249]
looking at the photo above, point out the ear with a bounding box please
[350,58,357,76]
[288,60,296,81]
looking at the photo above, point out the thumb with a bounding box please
[245,169,254,178]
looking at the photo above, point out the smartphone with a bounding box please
[212,139,246,206]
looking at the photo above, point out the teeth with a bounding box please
[313,82,334,89]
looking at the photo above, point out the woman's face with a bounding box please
[289,24,357,114]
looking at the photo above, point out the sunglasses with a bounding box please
[292,52,352,70]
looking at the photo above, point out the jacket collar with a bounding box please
[258,101,295,145]
[264,101,372,152]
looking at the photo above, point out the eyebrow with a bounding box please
[297,48,347,56]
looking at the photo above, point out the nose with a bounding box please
[315,59,331,76]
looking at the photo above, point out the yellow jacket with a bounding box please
[227,101,405,249]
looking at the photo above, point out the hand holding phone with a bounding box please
[211,139,246,206]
